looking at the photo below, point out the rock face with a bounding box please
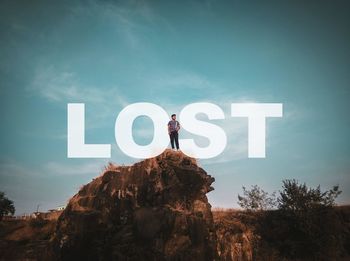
[213,211,255,261]
[53,149,217,260]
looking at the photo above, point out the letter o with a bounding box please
[115,102,169,158]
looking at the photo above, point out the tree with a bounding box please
[0,192,15,221]
[237,185,276,211]
[278,179,341,212]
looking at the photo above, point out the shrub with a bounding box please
[278,179,341,212]
[237,185,276,211]
[0,191,15,221]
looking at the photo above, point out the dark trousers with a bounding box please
[169,131,179,149]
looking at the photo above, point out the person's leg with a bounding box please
[170,132,175,149]
[174,131,179,150]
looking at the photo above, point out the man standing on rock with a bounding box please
[168,114,181,151]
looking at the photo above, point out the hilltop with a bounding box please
[1,149,350,261]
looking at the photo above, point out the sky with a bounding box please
[0,0,349,215]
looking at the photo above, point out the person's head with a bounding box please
[171,114,176,120]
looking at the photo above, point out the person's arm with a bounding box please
[176,121,181,131]
[167,122,171,134]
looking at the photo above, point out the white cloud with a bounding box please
[30,66,128,106]
[151,71,217,90]
[43,161,107,176]
[28,66,129,134]
[72,0,168,50]
[0,158,108,178]
[0,159,39,178]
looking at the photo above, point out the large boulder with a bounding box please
[53,149,217,261]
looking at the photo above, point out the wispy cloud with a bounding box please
[72,0,170,50]
[30,66,128,106]
[0,158,107,178]
[0,159,39,178]
[28,66,129,134]
[149,71,217,90]
[0,158,111,215]
[43,161,106,176]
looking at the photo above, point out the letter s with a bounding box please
[179,102,227,159]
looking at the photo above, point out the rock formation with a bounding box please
[214,211,255,261]
[53,149,217,261]
[2,149,350,261]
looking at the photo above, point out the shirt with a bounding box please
[168,120,180,132]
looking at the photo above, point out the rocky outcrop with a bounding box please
[213,211,255,261]
[2,150,350,261]
[53,149,217,261]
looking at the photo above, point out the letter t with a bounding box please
[231,103,283,158]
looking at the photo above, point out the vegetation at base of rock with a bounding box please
[214,206,350,261]
[278,179,341,211]
[29,217,49,228]
[233,180,346,261]
[237,185,276,211]
[237,179,341,212]
[0,192,15,221]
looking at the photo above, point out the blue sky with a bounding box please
[1,0,350,214]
